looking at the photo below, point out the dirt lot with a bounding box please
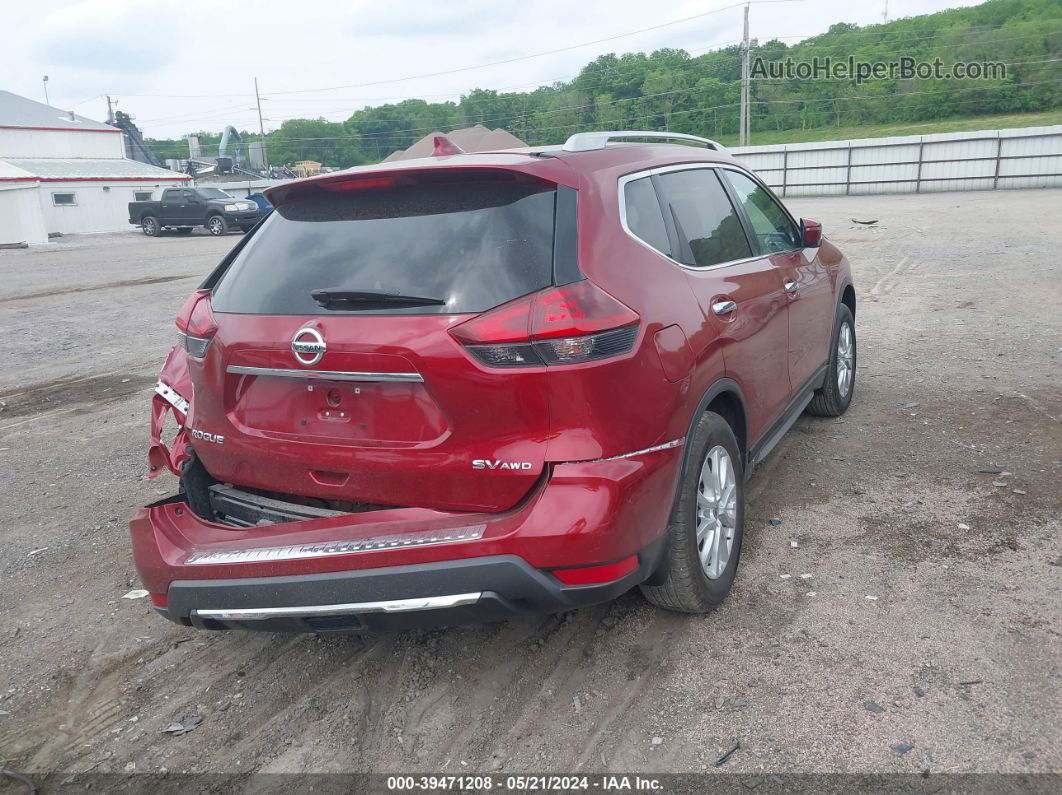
[1,190,1059,783]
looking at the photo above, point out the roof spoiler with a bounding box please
[561,130,728,154]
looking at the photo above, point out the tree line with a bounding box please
[145,0,1061,168]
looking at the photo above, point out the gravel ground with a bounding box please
[0,190,1059,782]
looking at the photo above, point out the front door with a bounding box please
[719,169,835,393]
[653,166,792,445]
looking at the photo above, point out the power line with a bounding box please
[218,77,1062,147]
[263,2,786,96]
[151,28,1062,133]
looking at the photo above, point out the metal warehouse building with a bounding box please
[0,90,191,246]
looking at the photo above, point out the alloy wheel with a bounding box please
[696,445,737,579]
[836,321,854,398]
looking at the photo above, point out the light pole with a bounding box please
[739,4,750,146]
[42,75,50,106]
[255,78,269,170]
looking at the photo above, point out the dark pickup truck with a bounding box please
[128,187,260,236]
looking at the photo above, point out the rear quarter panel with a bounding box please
[542,163,724,463]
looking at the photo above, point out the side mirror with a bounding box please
[801,219,822,248]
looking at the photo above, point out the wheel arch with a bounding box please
[840,281,856,320]
[676,378,749,501]
[646,378,749,587]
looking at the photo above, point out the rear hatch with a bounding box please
[188,170,559,513]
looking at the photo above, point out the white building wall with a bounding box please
[37,180,182,235]
[0,128,124,158]
[0,184,49,245]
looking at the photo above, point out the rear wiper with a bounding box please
[311,288,447,309]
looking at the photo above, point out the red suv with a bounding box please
[131,131,855,633]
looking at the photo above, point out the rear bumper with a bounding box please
[160,547,664,633]
[130,444,683,632]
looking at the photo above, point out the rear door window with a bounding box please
[655,169,752,268]
[622,176,671,257]
[211,180,557,315]
[721,170,801,254]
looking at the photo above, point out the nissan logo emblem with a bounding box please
[291,327,326,366]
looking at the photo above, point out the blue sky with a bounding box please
[4,0,983,138]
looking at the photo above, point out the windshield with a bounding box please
[199,188,233,200]
[211,180,557,316]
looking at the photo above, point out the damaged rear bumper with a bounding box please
[130,445,682,633]
[162,552,662,633]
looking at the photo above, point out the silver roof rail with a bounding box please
[561,130,729,154]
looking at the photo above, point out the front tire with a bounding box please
[141,216,159,236]
[807,304,856,417]
[641,411,745,613]
[206,215,228,236]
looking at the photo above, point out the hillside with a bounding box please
[146,0,1062,167]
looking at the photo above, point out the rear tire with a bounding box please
[641,411,745,613]
[206,215,228,236]
[239,225,253,233]
[141,216,159,236]
[807,304,856,417]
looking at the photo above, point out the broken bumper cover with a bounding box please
[163,552,662,633]
[130,446,682,632]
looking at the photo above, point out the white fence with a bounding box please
[731,124,1062,197]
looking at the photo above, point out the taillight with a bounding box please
[175,289,217,358]
[449,281,639,368]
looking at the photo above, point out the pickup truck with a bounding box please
[128,187,261,236]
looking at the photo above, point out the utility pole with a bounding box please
[739,3,750,146]
[254,77,269,170]
[106,95,114,125]
[883,0,889,22]
[42,75,50,106]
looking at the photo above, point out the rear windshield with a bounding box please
[211,180,556,315]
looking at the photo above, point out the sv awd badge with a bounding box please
[191,429,225,445]
[472,459,533,471]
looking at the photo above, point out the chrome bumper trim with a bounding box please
[583,438,685,463]
[226,365,423,383]
[193,592,482,621]
[184,524,487,565]
[154,380,189,415]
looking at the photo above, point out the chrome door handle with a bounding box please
[784,281,798,296]
[712,300,737,316]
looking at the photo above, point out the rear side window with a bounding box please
[623,177,670,257]
[721,170,801,254]
[211,180,556,315]
[656,169,752,268]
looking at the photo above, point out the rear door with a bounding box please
[720,169,834,392]
[160,189,188,224]
[191,173,559,513]
[653,166,792,444]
